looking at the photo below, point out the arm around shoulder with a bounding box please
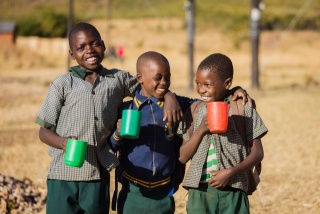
[231,86,255,107]
[163,92,183,126]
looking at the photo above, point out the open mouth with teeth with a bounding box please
[86,56,99,64]
[157,88,166,92]
[156,88,168,97]
[201,96,212,102]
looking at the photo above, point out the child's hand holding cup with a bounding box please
[64,137,88,168]
[120,109,142,139]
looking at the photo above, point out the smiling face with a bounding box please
[195,68,232,103]
[195,53,234,102]
[69,29,105,72]
[137,59,171,99]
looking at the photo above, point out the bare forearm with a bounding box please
[231,86,254,107]
[163,91,183,126]
[179,129,207,164]
[231,139,264,176]
[39,127,67,150]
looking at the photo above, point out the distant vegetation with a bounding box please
[0,0,319,38]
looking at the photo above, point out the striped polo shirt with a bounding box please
[35,65,139,181]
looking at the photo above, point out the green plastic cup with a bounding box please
[120,109,142,139]
[64,138,88,167]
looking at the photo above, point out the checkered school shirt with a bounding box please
[35,66,138,181]
[177,97,268,192]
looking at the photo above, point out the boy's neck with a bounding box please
[82,65,102,73]
[138,90,164,100]
[85,72,99,85]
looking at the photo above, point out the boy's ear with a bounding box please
[225,77,233,89]
[102,40,106,51]
[137,72,143,84]
[69,50,75,60]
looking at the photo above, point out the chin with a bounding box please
[201,98,214,103]
[155,94,165,99]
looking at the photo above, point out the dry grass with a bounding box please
[0,18,319,213]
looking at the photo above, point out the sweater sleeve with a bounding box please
[110,129,123,150]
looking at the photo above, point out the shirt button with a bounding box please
[92,91,95,95]
[94,116,98,121]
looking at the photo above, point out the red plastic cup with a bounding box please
[206,102,228,133]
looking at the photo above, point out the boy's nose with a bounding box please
[198,84,206,93]
[86,45,94,53]
[160,79,169,85]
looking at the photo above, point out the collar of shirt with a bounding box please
[133,90,164,109]
[224,95,231,104]
[68,65,115,79]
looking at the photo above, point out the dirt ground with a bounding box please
[0,18,319,213]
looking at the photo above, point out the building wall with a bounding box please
[17,36,69,57]
[0,33,15,45]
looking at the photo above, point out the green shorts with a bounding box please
[117,181,175,214]
[186,183,249,214]
[46,168,110,214]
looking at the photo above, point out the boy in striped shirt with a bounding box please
[177,53,268,214]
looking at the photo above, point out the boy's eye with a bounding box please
[75,41,102,51]
[153,74,163,81]
[92,41,101,46]
[195,82,200,86]
[154,76,162,81]
[195,82,213,88]
[76,45,85,51]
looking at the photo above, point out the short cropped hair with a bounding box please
[197,53,233,81]
[68,22,101,48]
[136,51,170,73]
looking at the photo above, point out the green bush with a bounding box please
[17,5,68,37]
[2,0,319,38]
[262,10,320,30]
